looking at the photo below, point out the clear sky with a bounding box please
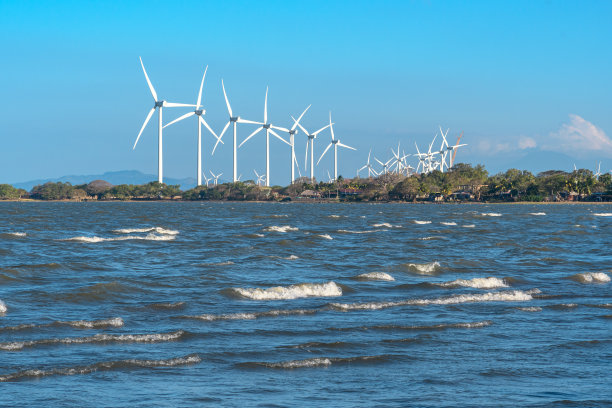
[1,0,611,185]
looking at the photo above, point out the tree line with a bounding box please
[1,164,611,202]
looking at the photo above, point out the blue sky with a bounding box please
[1,0,611,185]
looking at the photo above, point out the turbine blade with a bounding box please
[293,150,302,177]
[196,65,208,108]
[317,143,332,165]
[163,102,196,108]
[338,142,356,150]
[200,117,221,142]
[269,129,290,145]
[139,57,158,101]
[313,123,331,136]
[375,158,384,166]
[239,127,263,148]
[297,122,309,135]
[218,121,231,141]
[222,79,233,117]
[163,111,194,128]
[329,112,335,140]
[133,107,156,149]
[264,86,268,124]
[291,105,311,131]
[271,125,290,133]
[237,118,263,125]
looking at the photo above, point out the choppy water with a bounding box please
[1,202,611,407]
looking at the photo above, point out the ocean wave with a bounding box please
[440,222,457,226]
[2,232,26,237]
[149,301,186,310]
[0,300,6,313]
[372,223,401,228]
[316,234,333,240]
[183,308,318,321]
[593,213,612,217]
[113,227,179,235]
[517,307,542,312]
[263,225,298,233]
[327,215,343,219]
[355,272,395,281]
[405,261,441,275]
[332,320,492,333]
[0,317,124,332]
[239,355,394,369]
[437,277,509,289]
[463,224,475,228]
[62,233,176,243]
[570,272,610,284]
[0,330,186,351]
[413,220,431,225]
[0,354,201,382]
[329,290,534,311]
[419,236,445,241]
[529,212,546,216]
[481,212,502,217]
[229,281,342,300]
[337,229,380,234]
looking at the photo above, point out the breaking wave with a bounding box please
[316,234,333,240]
[62,233,176,243]
[437,277,509,289]
[329,290,534,311]
[0,300,6,313]
[570,272,610,284]
[183,308,318,321]
[529,212,546,216]
[0,330,186,351]
[481,212,502,217]
[355,272,395,281]
[0,354,201,382]
[337,229,379,234]
[239,355,394,369]
[113,227,179,235]
[593,213,612,217]
[263,225,298,233]
[413,220,431,225]
[3,232,26,237]
[440,222,457,226]
[406,261,441,275]
[517,307,542,312]
[149,302,186,310]
[229,281,342,300]
[0,317,124,333]
[463,224,475,228]
[372,223,400,228]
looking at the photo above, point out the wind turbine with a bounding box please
[133,57,194,183]
[358,149,379,178]
[317,112,356,180]
[239,87,291,186]
[162,66,222,186]
[202,173,211,187]
[450,131,465,168]
[254,169,266,186]
[282,104,310,184]
[210,171,222,186]
[595,162,602,179]
[296,119,332,183]
[213,80,263,182]
[375,157,393,175]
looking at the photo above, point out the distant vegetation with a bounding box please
[1,164,611,202]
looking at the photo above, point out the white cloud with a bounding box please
[544,114,612,157]
[518,136,536,149]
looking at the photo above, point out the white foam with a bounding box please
[264,358,332,368]
[5,232,26,237]
[283,255,299,260]
[63,233,176,243]
[481,212,502,217]
[407,261,440,275]
[440,222,457,226]
[356,272,395,281]
[593,213,612,217]
[571,272,610,284]
[187,308,316,321]
[463,224,475,228]
[330,290,534,311]
[113,227,179,235]
[413,220,431,224]
[0,330,185,351]
[438,277,508,289]
[316,234,333,240]
[372,223,400,228]
[517,307,542,312]
[529,212,546,216]
[263,225,298,233]
[210,261,234,266]
[327,215,342,218]
[419,236,444,241]
[337,229,379,234]
[0,300,6,313]
[231,281,342,300]
[63,317,124,328]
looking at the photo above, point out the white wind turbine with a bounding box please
[358,149,379,178]
[281,104,310,184]
[210,171,222,186]
[202,173,211,187]
[375,156,394,175]
[133,57,194,183]
[296,119,332,183]
[317,112,356,180]
[436,127,467,172]
[213,80,264,182]
[162,66,222,186]
[239,87,291,187]
[253,169,266,186]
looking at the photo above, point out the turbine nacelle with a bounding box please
[155,101,164,108]
[263,124,271,129]
[195,109,205,116]
[230,116,239,122]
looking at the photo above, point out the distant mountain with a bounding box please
[12,170,197,191]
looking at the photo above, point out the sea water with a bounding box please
[0,202,610,407]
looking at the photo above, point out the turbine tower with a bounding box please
[213,80,262,182]
[282,104,310,183]
[239,87,290,186]
[133,57,194,183]
[296,119,332,183]
[163,66,222,186]
[317,112,356,180]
